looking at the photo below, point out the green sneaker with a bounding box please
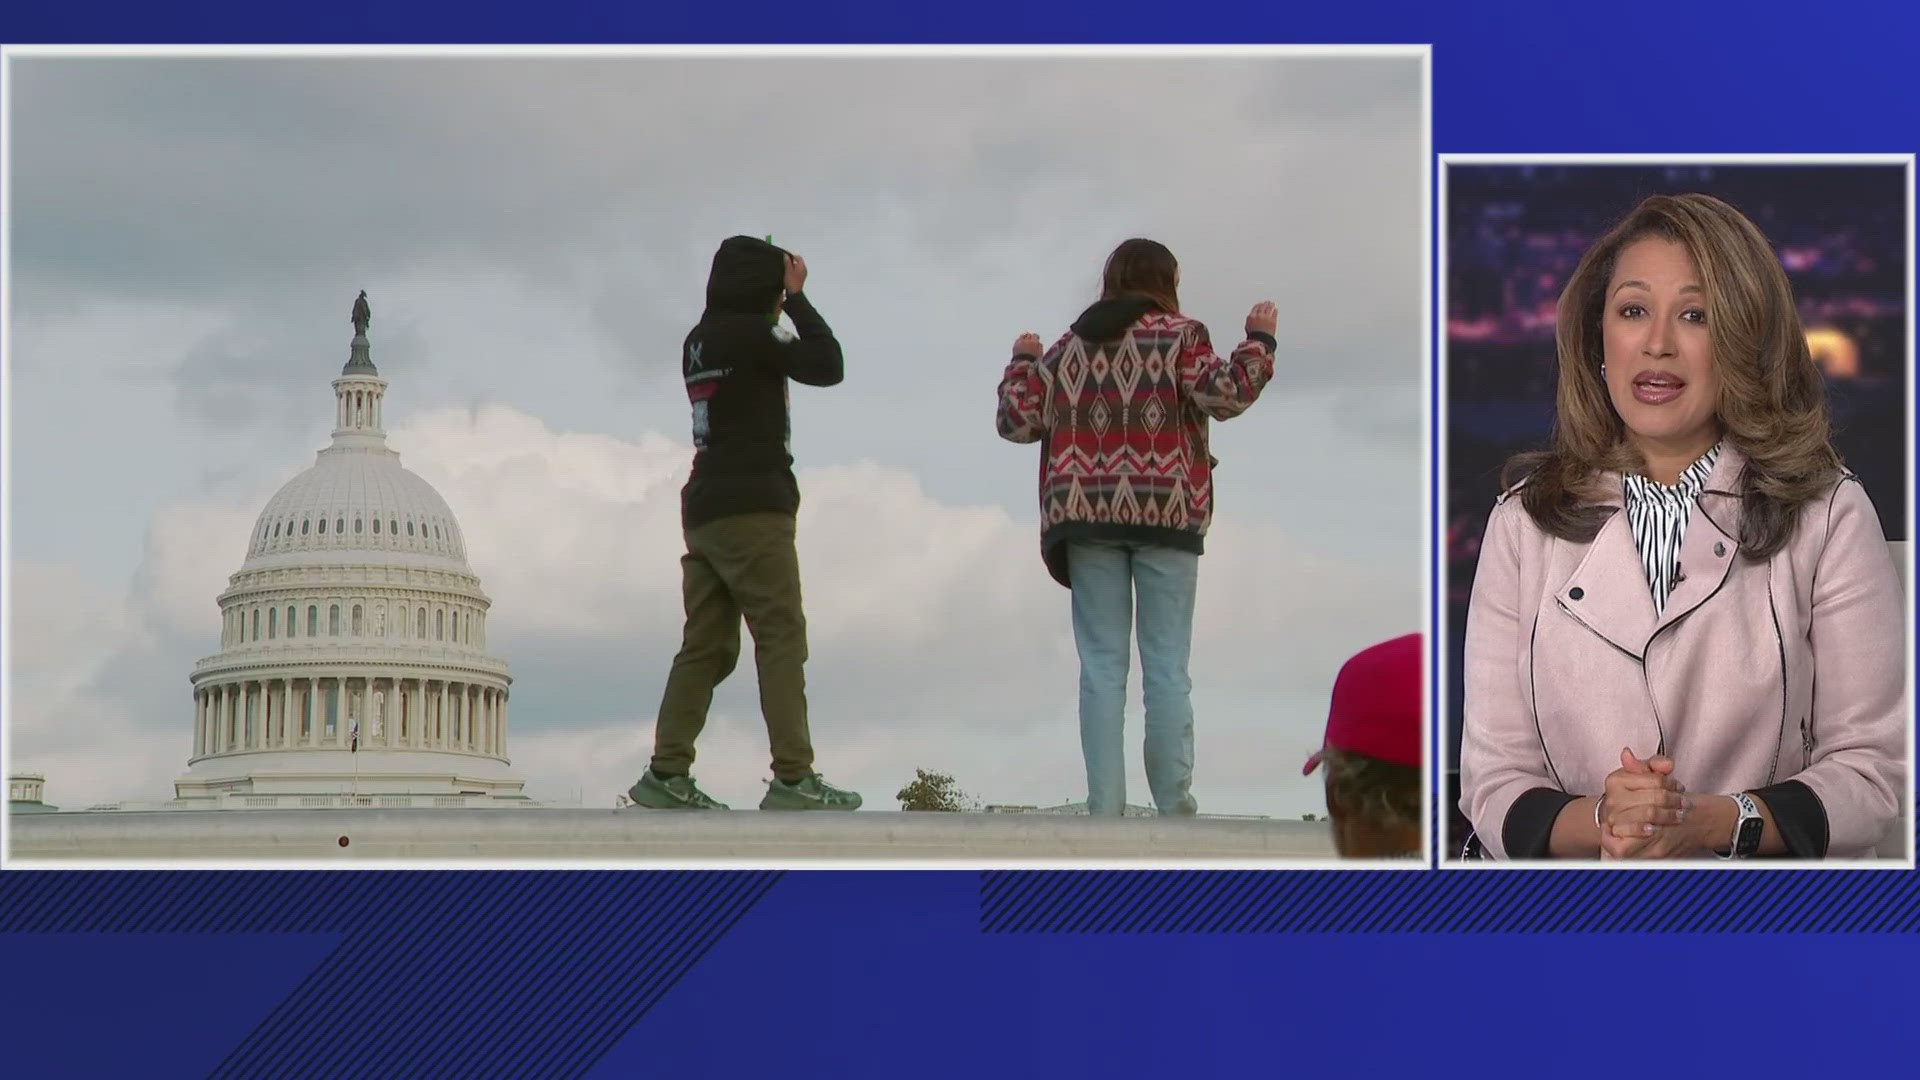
[759,773,863,811]
[627,769,729,810]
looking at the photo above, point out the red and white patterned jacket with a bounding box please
[996,303,1274,586]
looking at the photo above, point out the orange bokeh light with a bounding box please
[1805,327,1860,379]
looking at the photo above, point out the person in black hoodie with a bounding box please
[996,238,1277,816]
[629,235,862,811]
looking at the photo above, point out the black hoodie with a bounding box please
[679,236,844,529]
[1069,296,1158,343]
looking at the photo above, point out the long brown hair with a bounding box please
[1101,238,1180,314]
[1503,193,1841,558]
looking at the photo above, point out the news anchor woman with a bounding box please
[1459,193,1905,860]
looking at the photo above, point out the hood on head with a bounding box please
[705,235,788,315]
[1070,296,1158,343]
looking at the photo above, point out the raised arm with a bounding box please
[770,291,844,387]
[997,331,1060,444]
[1180,302,1276,420]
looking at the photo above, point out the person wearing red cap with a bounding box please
[1305,633,1423,858]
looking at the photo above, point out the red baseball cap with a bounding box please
[1303,633,1423,775]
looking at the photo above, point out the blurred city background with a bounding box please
[1444,163,1910,853]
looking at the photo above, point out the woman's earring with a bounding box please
[1600,362,1607,378]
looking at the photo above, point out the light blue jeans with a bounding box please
[1067,539,1200,817]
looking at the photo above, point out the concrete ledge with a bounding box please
[8,808,1339,863]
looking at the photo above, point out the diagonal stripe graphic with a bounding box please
[209,872,779,1079]
[0,872,780,1077]
[979,867,1920,933]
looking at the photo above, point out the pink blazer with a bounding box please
[1460,445,1907,859]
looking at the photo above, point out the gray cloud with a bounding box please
[13,55,1420,374]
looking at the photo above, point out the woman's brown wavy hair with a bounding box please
[1101,238,1181,314]
[1502,192,1841,559]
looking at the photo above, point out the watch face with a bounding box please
[1736,816,1765,854]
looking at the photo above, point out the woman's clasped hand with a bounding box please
[1599,747,1719,859]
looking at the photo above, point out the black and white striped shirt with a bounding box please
[1623,443,1722,615]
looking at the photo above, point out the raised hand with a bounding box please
[1245,300,1278,337]
[1013,332,1045,358]
[784,252,808,295]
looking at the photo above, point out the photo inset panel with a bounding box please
[5,48,1428,866]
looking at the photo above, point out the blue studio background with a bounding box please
[6,3,1920,1077]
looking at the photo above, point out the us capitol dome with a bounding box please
[174,295,527,808]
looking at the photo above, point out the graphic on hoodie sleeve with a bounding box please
[684,337,729,451]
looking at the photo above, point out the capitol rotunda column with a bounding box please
[303,678,316,747]
[481,689,494,756]
[378,677,393,747]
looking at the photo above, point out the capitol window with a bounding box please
[373,518,381,534]
[437,610,444,640]
[390,519,398,536]
[269,608,277,639]
[319,518,327,534]
[337,518,345,534]
[330,605,340,636]
[451,611,459,641]
[353,605,363,636]
[308,605,318,636]
[303,518,311,535]
[407,521,415,537]
[355,518,363,534]
[273,522,281,537]
[287,606,297,637]
[418,609,427,637]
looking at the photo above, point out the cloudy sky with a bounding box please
[7,51,1425,818]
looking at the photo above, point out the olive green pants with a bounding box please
[652,512,814,783]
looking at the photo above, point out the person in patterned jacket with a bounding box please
[996,237,1277,816]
